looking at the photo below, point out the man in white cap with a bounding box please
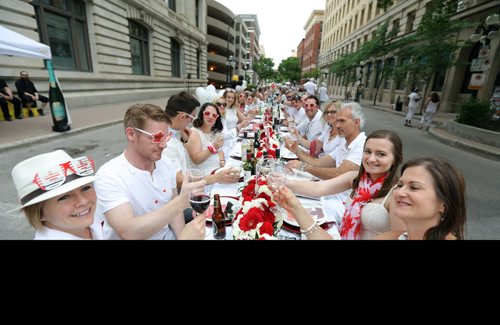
[304,78,317,96]
[11,149,103,239]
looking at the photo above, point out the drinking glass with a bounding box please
[187,168,204,183]
[189,188,211,218]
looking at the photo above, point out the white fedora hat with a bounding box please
[12,150,98,208]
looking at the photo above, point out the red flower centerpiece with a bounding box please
[233,175,284,240]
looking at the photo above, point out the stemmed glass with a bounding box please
[187,168,210,218]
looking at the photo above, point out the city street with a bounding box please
[0,107,498,239]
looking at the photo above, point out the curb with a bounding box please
[0,119,123,153]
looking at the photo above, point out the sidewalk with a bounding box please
[0,97,167,152]
[336,97,500,161]
[0,96,499,160]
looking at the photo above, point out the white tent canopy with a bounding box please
[0,25,51,59]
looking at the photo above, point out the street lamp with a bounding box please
[468,14,499,97]
[355,61,365,102]
[225,14,243,87]
[469,14,500,45]
[226,55,235,86]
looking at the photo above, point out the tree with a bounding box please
[392,0,472,112]
[278,57,301,84]
[253,56,276,84]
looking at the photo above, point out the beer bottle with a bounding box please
[243,149,254,181]
[212,194,226,240]
[241,131,250,162]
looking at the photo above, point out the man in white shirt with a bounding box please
[162,92,240,193]
[296,96,325,141]
[94,103,207,240]
[286,101,367,224]
[286,101,366,181]
[304,78,317,96]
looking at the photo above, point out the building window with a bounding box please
[129,20,150,75]
[195,0,199,27]
[406,11,416,34]
[166,0,176,12]
[384,58,395,89]
[34,0,91,71]
[171,38,181,77]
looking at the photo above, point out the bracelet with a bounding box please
[300,220,319,236]
[207,145,218,155]
[300,162,307,172]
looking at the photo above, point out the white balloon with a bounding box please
[207,84,217,94]
[195,87,208,104]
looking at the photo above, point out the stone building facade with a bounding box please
[0,0,208,108]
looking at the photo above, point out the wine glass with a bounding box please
[187,168,204,183]
[189,188,211,219]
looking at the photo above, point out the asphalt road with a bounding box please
[0,107,498,239]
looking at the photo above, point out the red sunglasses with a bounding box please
[32,156,95,191]
[203,111,219,118]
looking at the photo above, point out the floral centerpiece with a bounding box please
[255,122,280,159]
[232,175,284,240]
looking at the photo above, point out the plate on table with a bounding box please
[253,115,263,119]
[283,206,327,228]
[279,126,289,132]
[205,196,241,225]
[230,147,242,160]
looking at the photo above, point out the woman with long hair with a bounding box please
[185,102,225,176]
[378,157,466,240]
[274,130,405,239]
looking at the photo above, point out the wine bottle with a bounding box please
[212,194,226,240]
[241,131,250,162]
[46,60,70,132]
[243,149,255,182]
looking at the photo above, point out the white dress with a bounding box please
[189,128,221,176]
[221,109,238,160]
[343,187,394,240]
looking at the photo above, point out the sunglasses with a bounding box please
[215,102,227,107]
[326,111,337,115]
[32,156,95,191]
[203,111,219,118]
[304,104,317,108]
[134,128,173,144]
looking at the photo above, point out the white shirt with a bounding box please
[162,128,187,173]
[94,153,177,240]
[297,110,325,140]
[317,126,345,156]
[304,81,317,95]
[319,86,329,102]
[408,92,421,108]
[34,218,104,240]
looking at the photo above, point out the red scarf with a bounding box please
[339,172,388,240]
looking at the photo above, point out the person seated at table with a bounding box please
[11,149,103,239]
[275,129,405,240]
[295,95,325,141]
[94,103,207,240]
[377,157,466,240]
[285,101,366,181]
[162,92,240,192]
[0,78,23,120]
[185,102,225,176]
[291,100,342,158]
[221,89,251,135]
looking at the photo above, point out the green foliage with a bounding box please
[377,0,394,10]
[278,57,302,84]
[253,56,276,82]
[393,0,472,92]
[456,98,492,126]
[303,68,320,80]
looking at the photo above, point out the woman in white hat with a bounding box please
[12,149,103,239]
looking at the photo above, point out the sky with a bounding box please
[215,0,326,67]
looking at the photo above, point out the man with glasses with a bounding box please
[94,103,207,240]
[296,95,325,141]
[15,71,49,116]
[162,92,240,197]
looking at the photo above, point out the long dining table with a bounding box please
[203,115,340,240]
